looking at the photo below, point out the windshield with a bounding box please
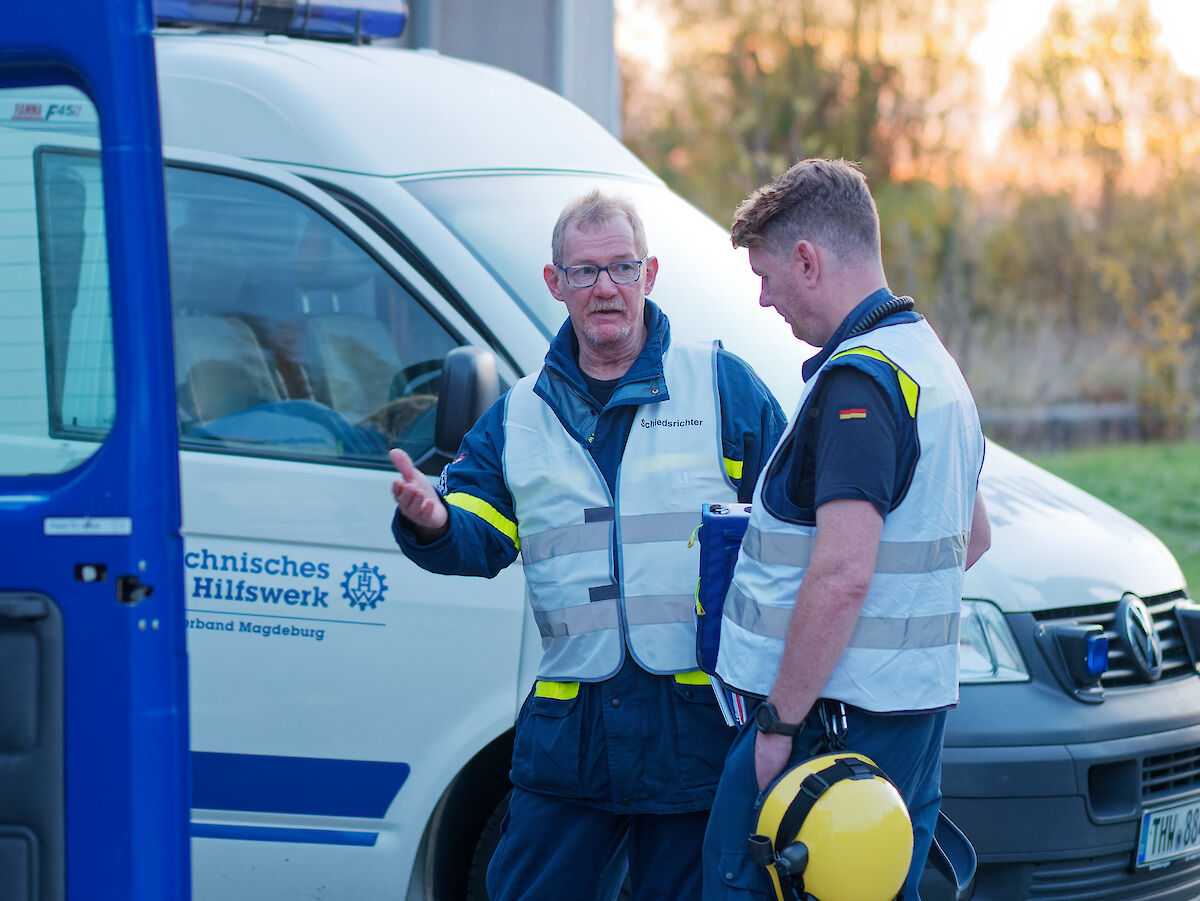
[403,174,809,410]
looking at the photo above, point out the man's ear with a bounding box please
[544,264,567,303]
[642,255,659,295]
[795,240,821,287]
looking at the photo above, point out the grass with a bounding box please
[1026,441,1200,595]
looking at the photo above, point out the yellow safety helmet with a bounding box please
[749,752,913,901]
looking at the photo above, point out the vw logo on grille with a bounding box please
[1117,593,1163,681]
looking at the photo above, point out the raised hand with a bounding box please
[389,448,449,541]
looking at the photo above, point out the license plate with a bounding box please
[1136,798,1200,867]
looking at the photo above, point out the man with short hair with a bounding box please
[390,189,786,900]
[702,159,991,900]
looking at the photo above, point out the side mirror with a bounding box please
[434,346,501,458]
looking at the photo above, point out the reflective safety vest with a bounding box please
[504,340,737,680]
[715,319,984,711]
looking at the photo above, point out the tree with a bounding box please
[1007,0,1200,220]
[618,0,1200,438]
[619,0,988,223]
[1005,0,1200,435]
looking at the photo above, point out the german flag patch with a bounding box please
[839,408,867,420]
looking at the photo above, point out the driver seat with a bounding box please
[302,313,402,422]
[175,313,284,425]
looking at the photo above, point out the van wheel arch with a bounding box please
[465,788,509,901]
[422,729,514,901]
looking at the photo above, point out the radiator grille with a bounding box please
[1144,747,1200,802]
[1032,591,1195,688]
[1028,848,1200,900]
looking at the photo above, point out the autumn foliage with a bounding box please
[620,0,1199,442]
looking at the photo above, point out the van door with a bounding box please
[1,2,190,900]
[159,153,528,899]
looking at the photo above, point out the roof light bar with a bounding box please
[154,0,407,43]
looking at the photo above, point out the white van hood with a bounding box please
[154,33,655,179]
[964,443,1184,612]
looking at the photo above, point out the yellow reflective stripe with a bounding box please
[830,347,919,419]
[534,680,579,700]
[723,457,743,480]
[899,373,919,419]
[674,669,709,685]
[444,492,520,549]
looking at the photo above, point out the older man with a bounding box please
[702,159,990,900]
[390,189,785,900]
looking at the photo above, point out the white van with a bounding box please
[2,10,1198,901]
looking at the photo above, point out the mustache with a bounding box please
[586,302,625,314]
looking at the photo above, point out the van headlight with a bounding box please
[959,599,1029,683]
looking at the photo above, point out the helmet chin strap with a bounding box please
[747,834,808,900]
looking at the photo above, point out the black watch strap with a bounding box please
[754,701,802,736]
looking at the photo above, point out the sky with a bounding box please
[618,0,1200,92]
[969,0,1200,150]
[972,0,1200,103]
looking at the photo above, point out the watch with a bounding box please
[753,701,802,736]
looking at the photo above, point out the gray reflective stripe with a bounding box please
[742,526,968,573]
[522,511,701,564]
[620,512,699,544]
[534,600,619,638]
[534,594,695,637]
[521,520,611,565]
[724,585,793,639]
[625,594,695,625]
[847,612,960,649]
[741,527,813,568]
[877,534,968,572]
[725,584,958,649]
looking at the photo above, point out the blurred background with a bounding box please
[616,0,1199,451]
[614,0,1200,588]
[403,0,1199,584]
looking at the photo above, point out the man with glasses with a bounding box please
[389,189,785,900]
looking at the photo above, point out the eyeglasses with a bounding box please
[557,259,646,288]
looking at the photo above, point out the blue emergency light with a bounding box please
[1036,621,1109,701]
[154,0,407,42]
[1085,631,1109,677]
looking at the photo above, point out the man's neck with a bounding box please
[576,347,643,381]
[820,269,889,344]
[575,323,648,381]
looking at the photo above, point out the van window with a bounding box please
[404,173,804,406]
[405,174,749,338]
[0,88,113,476]
[166,167,459,465]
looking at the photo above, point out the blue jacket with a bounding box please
[393,302,786,813]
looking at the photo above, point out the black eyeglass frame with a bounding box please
[556,258,647,288]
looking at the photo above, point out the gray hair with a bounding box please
[551,188,648,266]
[731,158,880,262]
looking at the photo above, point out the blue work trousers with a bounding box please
[701,705,947,900]
[487,786,711,901]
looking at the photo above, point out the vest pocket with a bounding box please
[669,676,734,792]
[510,683,584,797]
[712,847,772,895]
